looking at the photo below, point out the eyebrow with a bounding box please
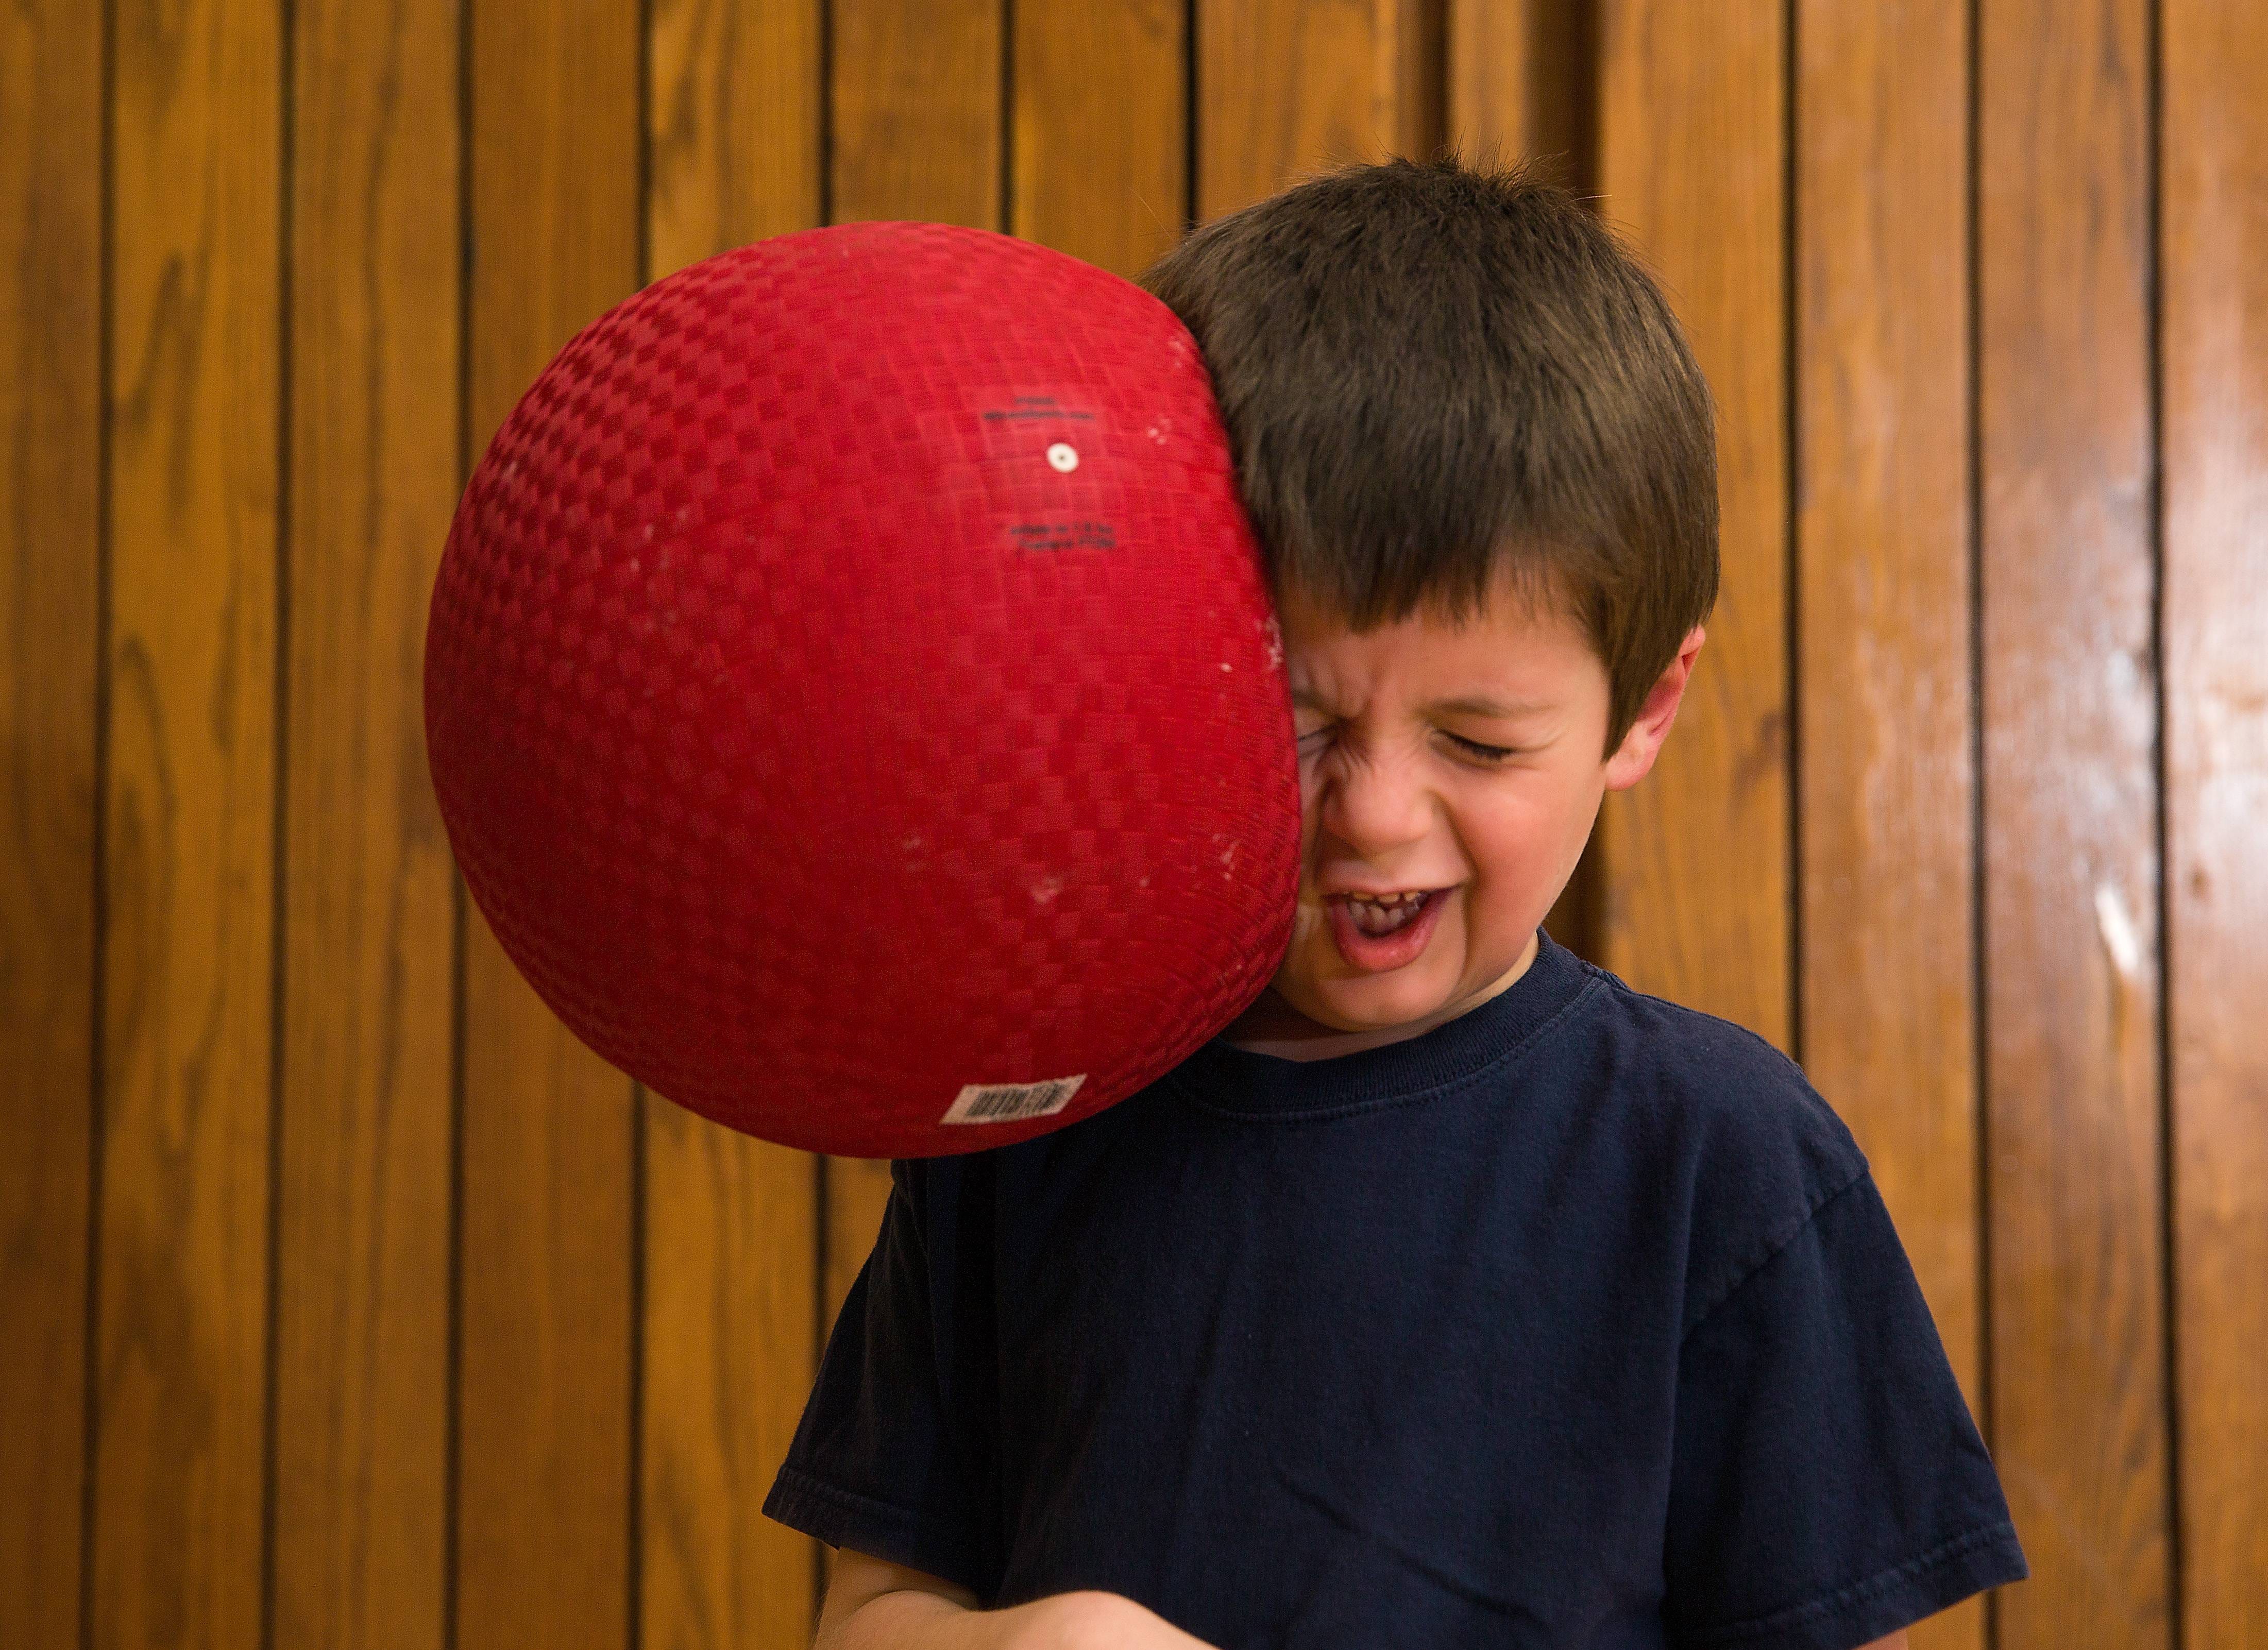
[1290,688,1556,719]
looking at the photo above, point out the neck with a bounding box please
[1217,930,1541,1061]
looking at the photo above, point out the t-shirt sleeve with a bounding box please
[760,1158,995,1594]
[1662,1168,2028,1650]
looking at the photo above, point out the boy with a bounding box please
[761,154,2027,1650]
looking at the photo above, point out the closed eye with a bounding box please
[1445,734,1520,763]
[1296,727,1525,764]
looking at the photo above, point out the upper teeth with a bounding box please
[1347,891,1424,906]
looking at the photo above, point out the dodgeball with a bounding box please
[424,222,1302,1158]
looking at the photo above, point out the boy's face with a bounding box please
[1220,572,1702,1057]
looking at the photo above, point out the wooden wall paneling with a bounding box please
[648,0,824,278]
[1197,0,1446,224]
[0,0,103,1644]
[1595,0,1790,1050]
[642,1,827,1644]
[95,1,283,1646]
[459,2,644,1647]
[820,0,1006,1591]
[274,3,462,1648]
[1794,4,1985,1648]
[2162,0,2268,1638]
[831,0,1002,236]
[1446,0,1593,191]
[1978,0,2169,1645]
[1014,0,1186,279]
[1442,0,1598,959]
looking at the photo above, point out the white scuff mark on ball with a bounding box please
[1257,614,1284,670]
[1030,873,1065,905]
[902,833,923,851]
[1047,443,1079,472]
[1221,661,1232,672]
[643,523,655,541]
[1139,877,1149,889]
[1211,834,1240,879]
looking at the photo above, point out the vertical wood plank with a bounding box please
[1978,0,2169,1645]
[642,1,825,1644]
[0,0,103,1644]
[820,0,1007,1592]
[1446,0,1593,190]
[1795,5,1986,1648]
[832,0,1001,232]
[1595,0,1789,1050]
[274,3,462,1648]
[1015,0,1186,278]
[2162,0,2268,1640]
[648,0,823,278]
[459,2,642,1646]
[96,2,282,1647]
[1198,0,1446,224]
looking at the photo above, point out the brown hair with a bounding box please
[1135,150,1719,756]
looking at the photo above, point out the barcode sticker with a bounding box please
[940,1074,1087,1126]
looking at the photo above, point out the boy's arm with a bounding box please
[815,1547,1218,1650]
[814,1549,1916,1650]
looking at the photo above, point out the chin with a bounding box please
[1300,972,1455,1031]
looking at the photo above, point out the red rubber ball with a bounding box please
[424,222,1300,1159]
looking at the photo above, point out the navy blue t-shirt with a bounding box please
[763,931,2026,1649]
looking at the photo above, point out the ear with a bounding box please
[1602,625,1705,792]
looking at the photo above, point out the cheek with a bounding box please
[1465,780,1599,883]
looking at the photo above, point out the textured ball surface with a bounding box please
[424,222,1299,1158]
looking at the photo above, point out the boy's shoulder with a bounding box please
[1573,958,1860,1158]
[1568,961,1875,1330]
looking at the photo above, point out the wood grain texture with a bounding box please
[648,0,822,279]
[643,1111,822,1649]
[832,0,1001,230]
[274,2,462,1648]
[96,2,281,1647]
[1446,0,1592,190]
[458,2,642,1646]
[644,3,826,1644]
[1595,0,1789,1049]
[1978,1,2169,1645]
[1014,0,1186,278]
[0,0,102,1645]
[1198,0,1446,223]
[2162,0,2268,1639]
[1795,5,1985,1647]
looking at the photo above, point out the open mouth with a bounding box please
[1339,889,1440,935]
[1325,887,1453,971]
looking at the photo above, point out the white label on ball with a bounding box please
[940,1074,1087,1126]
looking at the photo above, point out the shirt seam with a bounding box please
[1679,1164,1871,1348]
[1669,1518,2020,1645]
[1163,972,1607,1124]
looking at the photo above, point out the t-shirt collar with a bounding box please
[1166,928,1594,1117]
